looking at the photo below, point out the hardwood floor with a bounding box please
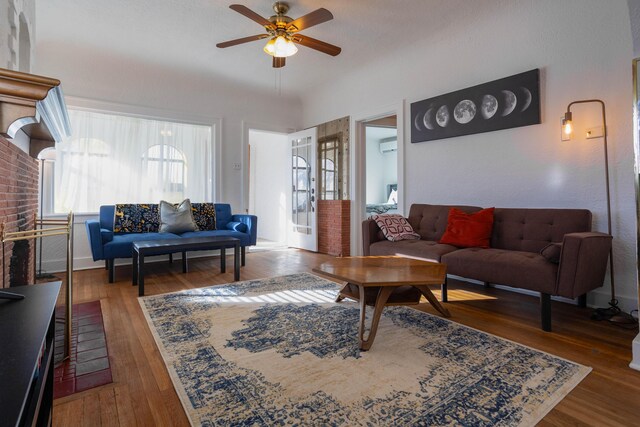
[52,250,639,426]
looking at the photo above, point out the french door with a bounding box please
[287,128,318,251]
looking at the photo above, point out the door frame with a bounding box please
[241,121,294,213]
[350,100,405,255]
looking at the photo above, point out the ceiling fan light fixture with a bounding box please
[263,35,297,57]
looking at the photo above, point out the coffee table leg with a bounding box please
[182,251,188,273]
[234,244,240,281]
[220,247,226,273]
[138,254,145,296]
[358,285,394,351]
[414,285,451,317]
[132,251,138,286]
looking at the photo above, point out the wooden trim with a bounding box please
[0,67,70,151]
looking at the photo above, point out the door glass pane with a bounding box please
[291,138,312,235]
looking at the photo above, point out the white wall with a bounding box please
[302,0,638,313]
[0,0,35,70]
[248,130,288,243]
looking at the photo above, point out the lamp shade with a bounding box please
[263,36,298,58]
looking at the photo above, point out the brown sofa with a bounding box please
[363,204,613,331]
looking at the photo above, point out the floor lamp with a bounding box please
[562,99,635,324]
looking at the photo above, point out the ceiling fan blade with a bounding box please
[216,34,269,48]
[286,8,333,32]
[292,35,341,56]
[273,57,286,68]
[229,4,276,29]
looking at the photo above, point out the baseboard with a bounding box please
[631,333,640,372]
[40,250,223,274]
[446,275,638,312]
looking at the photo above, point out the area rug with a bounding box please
[139,273,590,426]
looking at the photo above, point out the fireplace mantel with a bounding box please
[0,68,71,158]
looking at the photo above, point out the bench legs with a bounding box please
[541,293,552,332]
[241,246,246,267]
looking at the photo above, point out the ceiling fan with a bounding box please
[216,2,341,68]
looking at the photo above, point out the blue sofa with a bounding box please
[86,203,257,282]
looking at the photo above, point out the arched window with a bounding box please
[142,144,187,196]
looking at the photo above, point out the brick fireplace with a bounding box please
[0,136,39,287]
[0,68,70,288]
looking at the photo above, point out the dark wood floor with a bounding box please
[52,250,640,426]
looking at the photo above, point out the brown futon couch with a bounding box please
[363,204,613,331]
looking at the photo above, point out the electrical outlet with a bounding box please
[232,163,241,170]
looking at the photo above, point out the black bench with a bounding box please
[132,236,241,296]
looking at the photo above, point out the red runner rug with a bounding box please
[53,300,113,399]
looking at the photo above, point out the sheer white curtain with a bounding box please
[54,109,212,213]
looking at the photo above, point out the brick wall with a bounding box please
[318,200,350,257]
[0,136,38,287]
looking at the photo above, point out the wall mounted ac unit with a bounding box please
[379,139,397,154]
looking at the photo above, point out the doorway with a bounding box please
[248,129,288,250]
[364,116,398,217]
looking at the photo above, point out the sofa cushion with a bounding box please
[407,204,482,241]
[114,203,160,233]
[100,229,113,243]
[159,199,198,233]
[371,214,420,242]
[439,207,495,248]
[540,242,562,264]
[442,248,558,294]
[103,231,181,259]
[490,208,591,253]
[370,239,459,262]
[191,203,217,231]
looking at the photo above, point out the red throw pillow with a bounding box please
[371,214,420,242]
[439,207,495,248]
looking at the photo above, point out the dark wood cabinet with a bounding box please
[0,282,61,427]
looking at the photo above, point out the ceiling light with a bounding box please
[263,35,298,58]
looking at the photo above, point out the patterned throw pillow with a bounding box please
[114,204,160,233]
[371,214,420,242]
[191,203,217,230]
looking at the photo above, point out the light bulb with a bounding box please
[563,121,572,135]
[263,38,277,56]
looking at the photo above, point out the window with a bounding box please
[50,109,213,213]
[318,135,342,200]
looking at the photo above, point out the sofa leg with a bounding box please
[540,293,551,332]
[484,281,492,288]
[241,246,246,267]
[577,294,587,308]
[108,259,115,283]
[441,278,448,302]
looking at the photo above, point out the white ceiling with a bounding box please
[36,0,506,97]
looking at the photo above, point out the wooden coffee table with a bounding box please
[313,256,450,351]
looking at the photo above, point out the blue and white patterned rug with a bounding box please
[139,273,590,426]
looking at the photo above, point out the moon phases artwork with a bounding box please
[411,69,540,143]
